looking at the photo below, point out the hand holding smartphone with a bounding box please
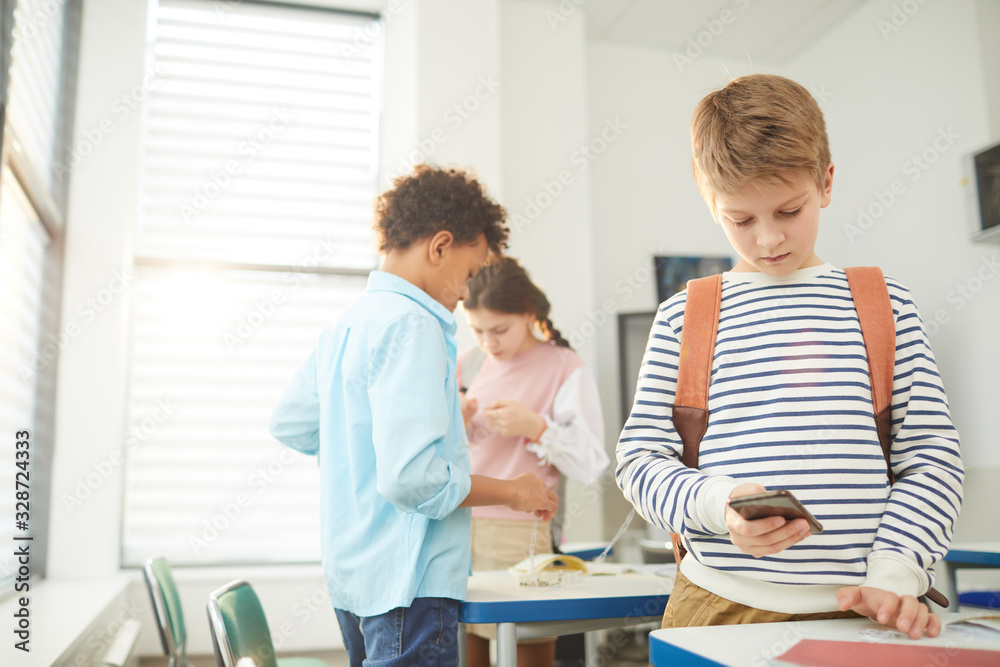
[728,489,823,534]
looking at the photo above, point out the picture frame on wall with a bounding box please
[654,255,733,303]
[967,139,1000,243]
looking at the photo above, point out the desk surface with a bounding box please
[649,613,1000,667]
[947,542,1000,566]
[460,566,673,624]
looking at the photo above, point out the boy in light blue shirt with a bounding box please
[270,165,557,667]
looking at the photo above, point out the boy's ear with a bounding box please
[427,230,454,265]
[820,162,835,208]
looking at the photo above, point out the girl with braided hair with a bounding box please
[459,256,608,667]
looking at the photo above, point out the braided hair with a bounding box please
[465,257,571,349]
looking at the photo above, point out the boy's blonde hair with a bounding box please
[690,74,830,218]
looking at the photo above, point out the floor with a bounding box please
[140,652,352,667]
[138,631,654,667]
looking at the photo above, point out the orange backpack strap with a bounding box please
[673,274,723,468]
[669,274,722,562]
[844,267,896,485]
[845,267,949,608]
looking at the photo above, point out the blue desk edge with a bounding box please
[946,548,1000,566]
[649,634,728,667]
[460,594,667,624]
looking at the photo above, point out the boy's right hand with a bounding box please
[835,586,941,639]
[507,473,558,520]
[725,483,811,557]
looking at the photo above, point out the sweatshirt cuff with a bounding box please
[697,476,742,535]
[862,551,928,597]
[412,465,472,521]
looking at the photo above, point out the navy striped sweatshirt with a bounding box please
[616,264,963,613]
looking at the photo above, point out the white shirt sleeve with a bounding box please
[525,365,609,484]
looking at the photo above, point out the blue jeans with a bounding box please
[335,597,460,667]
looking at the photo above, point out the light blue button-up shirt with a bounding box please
[270,271,472,617]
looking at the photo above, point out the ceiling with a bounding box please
[532,0,868,64]
[291,0,869,65]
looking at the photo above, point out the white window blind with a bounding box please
[122,0,381,566]
[121,268,365,565]
[0,172,49,581]
[6,0,65,195]
[138,0,379,268]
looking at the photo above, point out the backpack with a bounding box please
[667,266,948,607]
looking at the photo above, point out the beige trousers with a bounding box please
[662,569,862,628]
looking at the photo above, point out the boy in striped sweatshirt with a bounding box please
[616,74,962,639]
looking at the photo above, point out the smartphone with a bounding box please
[728,490,824,534]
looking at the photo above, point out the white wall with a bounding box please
[498,1,603,541]
[978,0,1000,137]
[380,0,503,194]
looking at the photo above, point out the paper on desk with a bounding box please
[835,615,1000,644]
[829,617,1000,646]
[836,627,910,643]
[947,615,1000,642]
[587,562,676,578]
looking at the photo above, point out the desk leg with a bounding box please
[584,630,599,667]
[496,623,517,667]
[457,624,467,667]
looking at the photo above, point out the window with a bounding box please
[0,0,80,596]
[121,0,381,566]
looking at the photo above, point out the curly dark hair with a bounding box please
[465,257,571,349]
[374,164,509,255]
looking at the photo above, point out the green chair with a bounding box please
[143,557,189,667]
[207,579,328,667]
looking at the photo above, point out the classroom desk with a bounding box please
[459,566,672,667]
[941,542,1000,611]
[649,612,1000,666]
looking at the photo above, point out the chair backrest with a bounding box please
[207,579,279,667]
[143,557,187,665]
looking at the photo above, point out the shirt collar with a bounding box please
[366,270,457,334]
[722,263,836,285]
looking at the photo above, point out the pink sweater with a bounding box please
[458,342,584,520]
